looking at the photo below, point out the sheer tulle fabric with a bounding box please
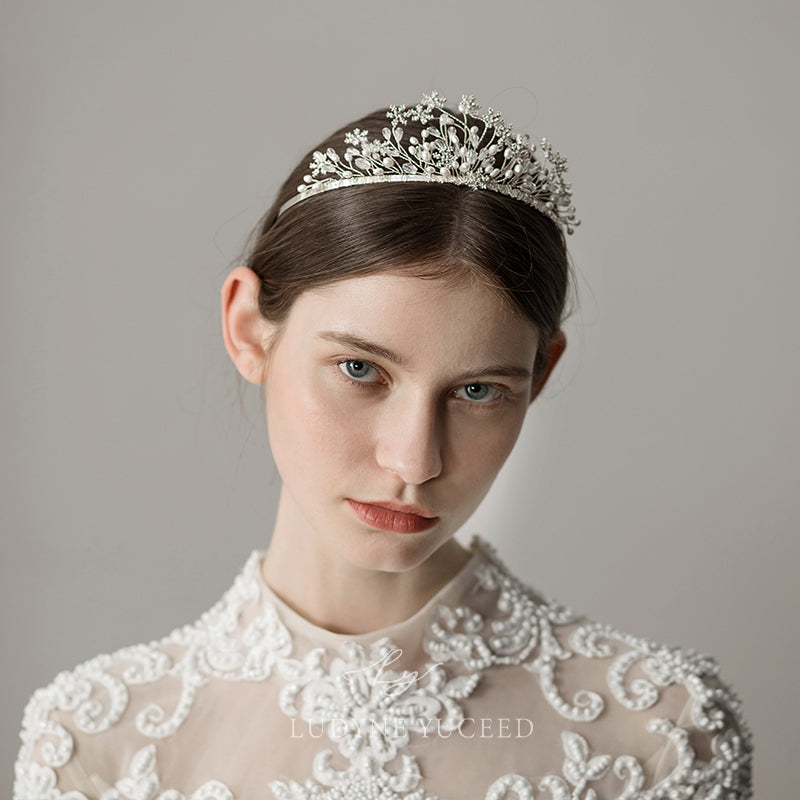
[14,538,751,800]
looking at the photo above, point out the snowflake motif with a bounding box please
[283,92,579,233]
[457,96,480,116]
[278,638,479,763]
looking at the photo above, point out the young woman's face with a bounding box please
[263,271,542,573]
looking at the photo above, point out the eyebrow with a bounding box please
[316,331,533,382]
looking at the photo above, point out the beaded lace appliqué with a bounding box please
[425,539,752,800]
[485,731,642,800]
[99,745,232,800]
[15,553,291,800]
[15,539,752,800]
[269,636,477,800]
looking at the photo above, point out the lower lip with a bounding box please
[346,500,438,534]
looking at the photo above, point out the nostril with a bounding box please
[376,434,442,485]
[374,399,444,484]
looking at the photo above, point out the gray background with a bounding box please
[2,0,797,794]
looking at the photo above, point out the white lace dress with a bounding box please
[13,537,752,800]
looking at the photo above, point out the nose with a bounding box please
[375,394,443,485]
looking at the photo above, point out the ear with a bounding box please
[529,330,567,404]
[220,266,276,385]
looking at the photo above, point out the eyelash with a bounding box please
[336,359,383,387]
[334,359,511,408]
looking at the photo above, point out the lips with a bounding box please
[346,499,438,534]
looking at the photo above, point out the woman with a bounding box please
[14,93,752,800]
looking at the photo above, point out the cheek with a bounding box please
[265,365,372,482]
[447,413,526,493]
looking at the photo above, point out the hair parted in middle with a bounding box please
[241,106,574,381]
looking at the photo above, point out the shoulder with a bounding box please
[425,536,753,799]
[14,643,169,799]
[13,551,279,800]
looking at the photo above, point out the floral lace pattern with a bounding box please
[485,731,644,800]
[14,538,752,800]
[269,753,438,800]
[426,540,752,799]
[100,744,232,800]
[277,638,479,761]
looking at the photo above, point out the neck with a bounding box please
[261,491,472,635]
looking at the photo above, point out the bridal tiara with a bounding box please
[276,91,579,234]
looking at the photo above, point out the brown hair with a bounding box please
[242,108,573,381]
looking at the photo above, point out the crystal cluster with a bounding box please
[282,92,579,234]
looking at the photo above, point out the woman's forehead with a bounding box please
[299,270,516,312]
[289,272,539,365]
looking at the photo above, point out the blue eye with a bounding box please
[455,383,502,403]
[338,359,378,382]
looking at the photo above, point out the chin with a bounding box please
[339,527,453,574]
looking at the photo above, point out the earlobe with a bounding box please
[529,330,567,404]
[220,266,275,385]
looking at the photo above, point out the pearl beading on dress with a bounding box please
[14,538,752,800]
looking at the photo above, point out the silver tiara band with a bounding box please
[276,92,579,234]
[277,172,568,221]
